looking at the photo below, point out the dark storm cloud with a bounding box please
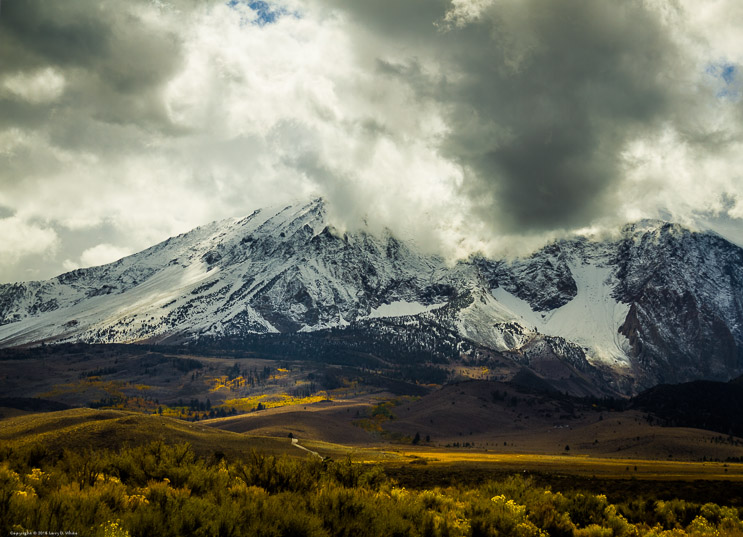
[0,2,108,70]
[0,0,186,147]
[317,0,685,233]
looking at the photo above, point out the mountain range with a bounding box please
[1,198,742,395]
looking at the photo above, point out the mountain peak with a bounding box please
[621,218,687,237]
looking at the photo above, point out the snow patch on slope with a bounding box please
[492,261,631,367]
[454,291,535,351]
[366,300,446,319]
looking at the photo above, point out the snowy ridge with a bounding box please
[365,300,447,320]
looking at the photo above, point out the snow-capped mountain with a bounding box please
[0,200,452,344]
[1,199,741,393]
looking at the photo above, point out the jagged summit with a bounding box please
[1,199,742,394]
[622,218,683,233]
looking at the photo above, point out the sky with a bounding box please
[1,0,742,283]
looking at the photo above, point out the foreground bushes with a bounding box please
[1,442,742,537]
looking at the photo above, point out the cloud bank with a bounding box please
[0,0,742,282]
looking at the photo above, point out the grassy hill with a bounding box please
[0,407,300,459]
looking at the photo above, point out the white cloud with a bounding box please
[154,1,470,249]
[0,216,58,262]
[439,0,495,28]
[63,243,133,272]
[620,125,743,222]
[2,67,66,104]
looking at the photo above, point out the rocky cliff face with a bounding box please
[612,222,743,384]
[1,200,741,393]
